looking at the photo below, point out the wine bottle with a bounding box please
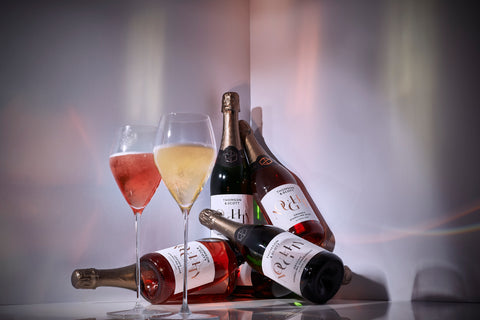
[230,263,295,299]
[240,120,352,285]
[248,117,336,251]
[71,238,240,304]
[210,92,253,238]
[210,92,282,298]
[199,209,345,304]
[238,120,328,246]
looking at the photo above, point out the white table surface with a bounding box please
[1,299,479,320]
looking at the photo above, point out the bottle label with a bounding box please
[156,241,215,294]
[236,263,253,286]
[260,183,319,230]
[210,194,253,239]
[262,232,324,296]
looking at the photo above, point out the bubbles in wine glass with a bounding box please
[120,129,138,152]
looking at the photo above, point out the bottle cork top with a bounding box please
[222,92,240,112]
[199,208,222,229]
[71,268,97,289]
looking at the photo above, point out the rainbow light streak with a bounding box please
[340,204,480,244]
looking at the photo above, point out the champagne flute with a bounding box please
[153,113,218,320]
[109,125,167,318]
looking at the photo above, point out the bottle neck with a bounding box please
[199,209,244,241]
[71,264,136,291]
[220,110,241,151]
[239,120,268,164]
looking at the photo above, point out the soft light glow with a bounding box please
[124,4,166,124]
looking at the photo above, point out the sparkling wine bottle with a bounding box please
[210,92,253,238]
[230,263,295,299]
[246,118,336,251]
[199,209,345,304]
[71,238,239,304]
[240,120,352,285]
[209,93,290,298]
[238,120,329,246]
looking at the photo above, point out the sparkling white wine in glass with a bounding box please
[154,144,215,209]
[153,113,218,320]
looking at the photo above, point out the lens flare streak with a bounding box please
[340,204,480,244]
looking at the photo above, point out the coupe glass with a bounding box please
[153,113,218,319]
[108,125,168,318]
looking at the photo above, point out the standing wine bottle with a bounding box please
[71,238,239,304]
[210,92,278,297]
[199,209,344,304]
[239,120,327,247]
[210,92,253,237]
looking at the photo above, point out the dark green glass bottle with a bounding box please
[210,92,253,237]
[199,209,345,304]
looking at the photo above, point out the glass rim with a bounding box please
[118,124,158,130]
[162,112,211,123]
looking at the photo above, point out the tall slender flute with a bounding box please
[109,125,168,318]
[153,113,218,320]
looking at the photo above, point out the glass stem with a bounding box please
[134,212,143,310]
[180,208,191,315]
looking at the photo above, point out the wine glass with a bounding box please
[153,113,218,320]
[108,125,168,318]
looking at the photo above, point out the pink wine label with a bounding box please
[261,183,319,230]
[156,241,215,294]
[262,232,324,295]
[210,194,253,239]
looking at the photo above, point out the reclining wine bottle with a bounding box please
[71,238,240,304]
[230,263,295,299]
[238,120,335,249]
[199,209,344,304]
[242,119,336,252]
[240,120,352,285]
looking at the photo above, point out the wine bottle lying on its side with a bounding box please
[71,238,240,304]
[199,209,345,304]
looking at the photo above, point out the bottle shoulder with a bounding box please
[250,161,296,195]
[213,147,247,167]
[211,149,250,194]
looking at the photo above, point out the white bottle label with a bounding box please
[262,232,324,296]
[236,263,253,286]
[260,183,319,230]
[156,241,215,294]
[210,194,253,239]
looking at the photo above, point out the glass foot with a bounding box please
[107,305,171,319]
[149,312,219,320]
[107,307,145,319]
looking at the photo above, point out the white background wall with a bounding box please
[0,0,250,304]
[250,0,480,302]
[1,0,479,305]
